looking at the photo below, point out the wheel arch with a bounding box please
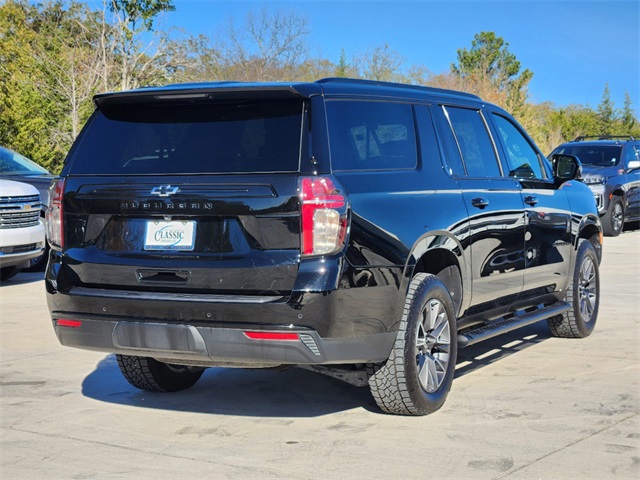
[401,231,470,318]
[577,213,603,263]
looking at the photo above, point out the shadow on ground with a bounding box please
[1,270,44,286]
[81,320,551,417]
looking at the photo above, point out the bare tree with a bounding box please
[353,44,405,82]
[214,9,310,81]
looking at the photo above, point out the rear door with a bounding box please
[61,90,307,295]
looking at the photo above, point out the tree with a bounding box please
[212,9,310,82]
[335,48,349,77]
[597,83,616,135]
[451,31,533,117]
[621,92,636,133]
[0,0,70,172]
[106,0,177,90]
[353,43,405,82]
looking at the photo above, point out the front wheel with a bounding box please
[547,240,600,338]
[0,266,20,281]
[368,273,458,416]
[602,197,624,236]
[116,355,205,392]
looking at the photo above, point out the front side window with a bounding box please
[326,101,417,171]
[444,106,501,178]
[622,144,640,166]
[492,114,545,179]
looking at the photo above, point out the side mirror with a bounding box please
[551,154,582,182]
[627,160,640,172]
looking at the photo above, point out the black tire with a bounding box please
[116,354,205,392]
[547,240,600,338]
[602,197,624,237]
[0,266,20,281]
[368,273,458,416]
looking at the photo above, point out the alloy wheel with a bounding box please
[415,299,451,393]
[578,255,597,323]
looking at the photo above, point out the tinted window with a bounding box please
[445,107,501,177]
[326,101,417,171]
[68,100,304,174]
[622,144,640,165]
[492,114,544,179]
[553,145,622,167]
[414,107,443,171]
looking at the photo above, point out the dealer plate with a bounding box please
[144,220,196,251]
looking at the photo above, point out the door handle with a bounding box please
[524,195,538,206]
[471,197,489,209]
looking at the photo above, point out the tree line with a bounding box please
[1,0,638,174]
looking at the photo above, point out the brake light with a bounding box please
[300,176,348,256]
[46,179,65,249]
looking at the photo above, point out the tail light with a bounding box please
[46,179,65,249]
[300,176,348,256]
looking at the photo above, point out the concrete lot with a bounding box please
[1,230,638,479]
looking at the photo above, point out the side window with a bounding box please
[444,106,501,178]
[492,114,545,179]
[623,144,640,166]
[326,101,417,171]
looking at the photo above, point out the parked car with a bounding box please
[0,179,46,281]
[45,78,602,415]
[550,136,640,236]
[0,146,55,269]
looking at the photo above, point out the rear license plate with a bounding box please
[144,220,196,251]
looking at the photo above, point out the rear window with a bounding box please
[326,101,417,171]
[67,99,304,174]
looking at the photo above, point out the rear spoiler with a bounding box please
[93,84,317,110]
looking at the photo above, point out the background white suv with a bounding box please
[0,179,46,281]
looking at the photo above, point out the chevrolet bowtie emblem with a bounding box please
[150,185,180,197]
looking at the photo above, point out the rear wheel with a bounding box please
[116,354,205,392]
[602,197,624,236]
[368,273,457,416]
[547,240,599,338]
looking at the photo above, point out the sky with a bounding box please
[157,1,639,116]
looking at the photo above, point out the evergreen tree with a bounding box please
[597,83,616,136]
[621,92,636,133]
[335,48,348,77]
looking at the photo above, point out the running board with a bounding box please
[457,301,571,348]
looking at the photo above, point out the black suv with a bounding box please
[45,78,602,416]
[550,136,640,236]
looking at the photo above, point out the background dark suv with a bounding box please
[550,136,640,236]
[46,78,602,416]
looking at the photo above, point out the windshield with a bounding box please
[553,145,622,167]
[67,99,304,175]
[0,146,50,175]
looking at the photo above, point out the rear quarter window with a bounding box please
[326,101,418,171]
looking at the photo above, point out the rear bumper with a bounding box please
[51,316,395,366]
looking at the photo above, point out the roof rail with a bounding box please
[316,77,481,100]
[573,135,636,142]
